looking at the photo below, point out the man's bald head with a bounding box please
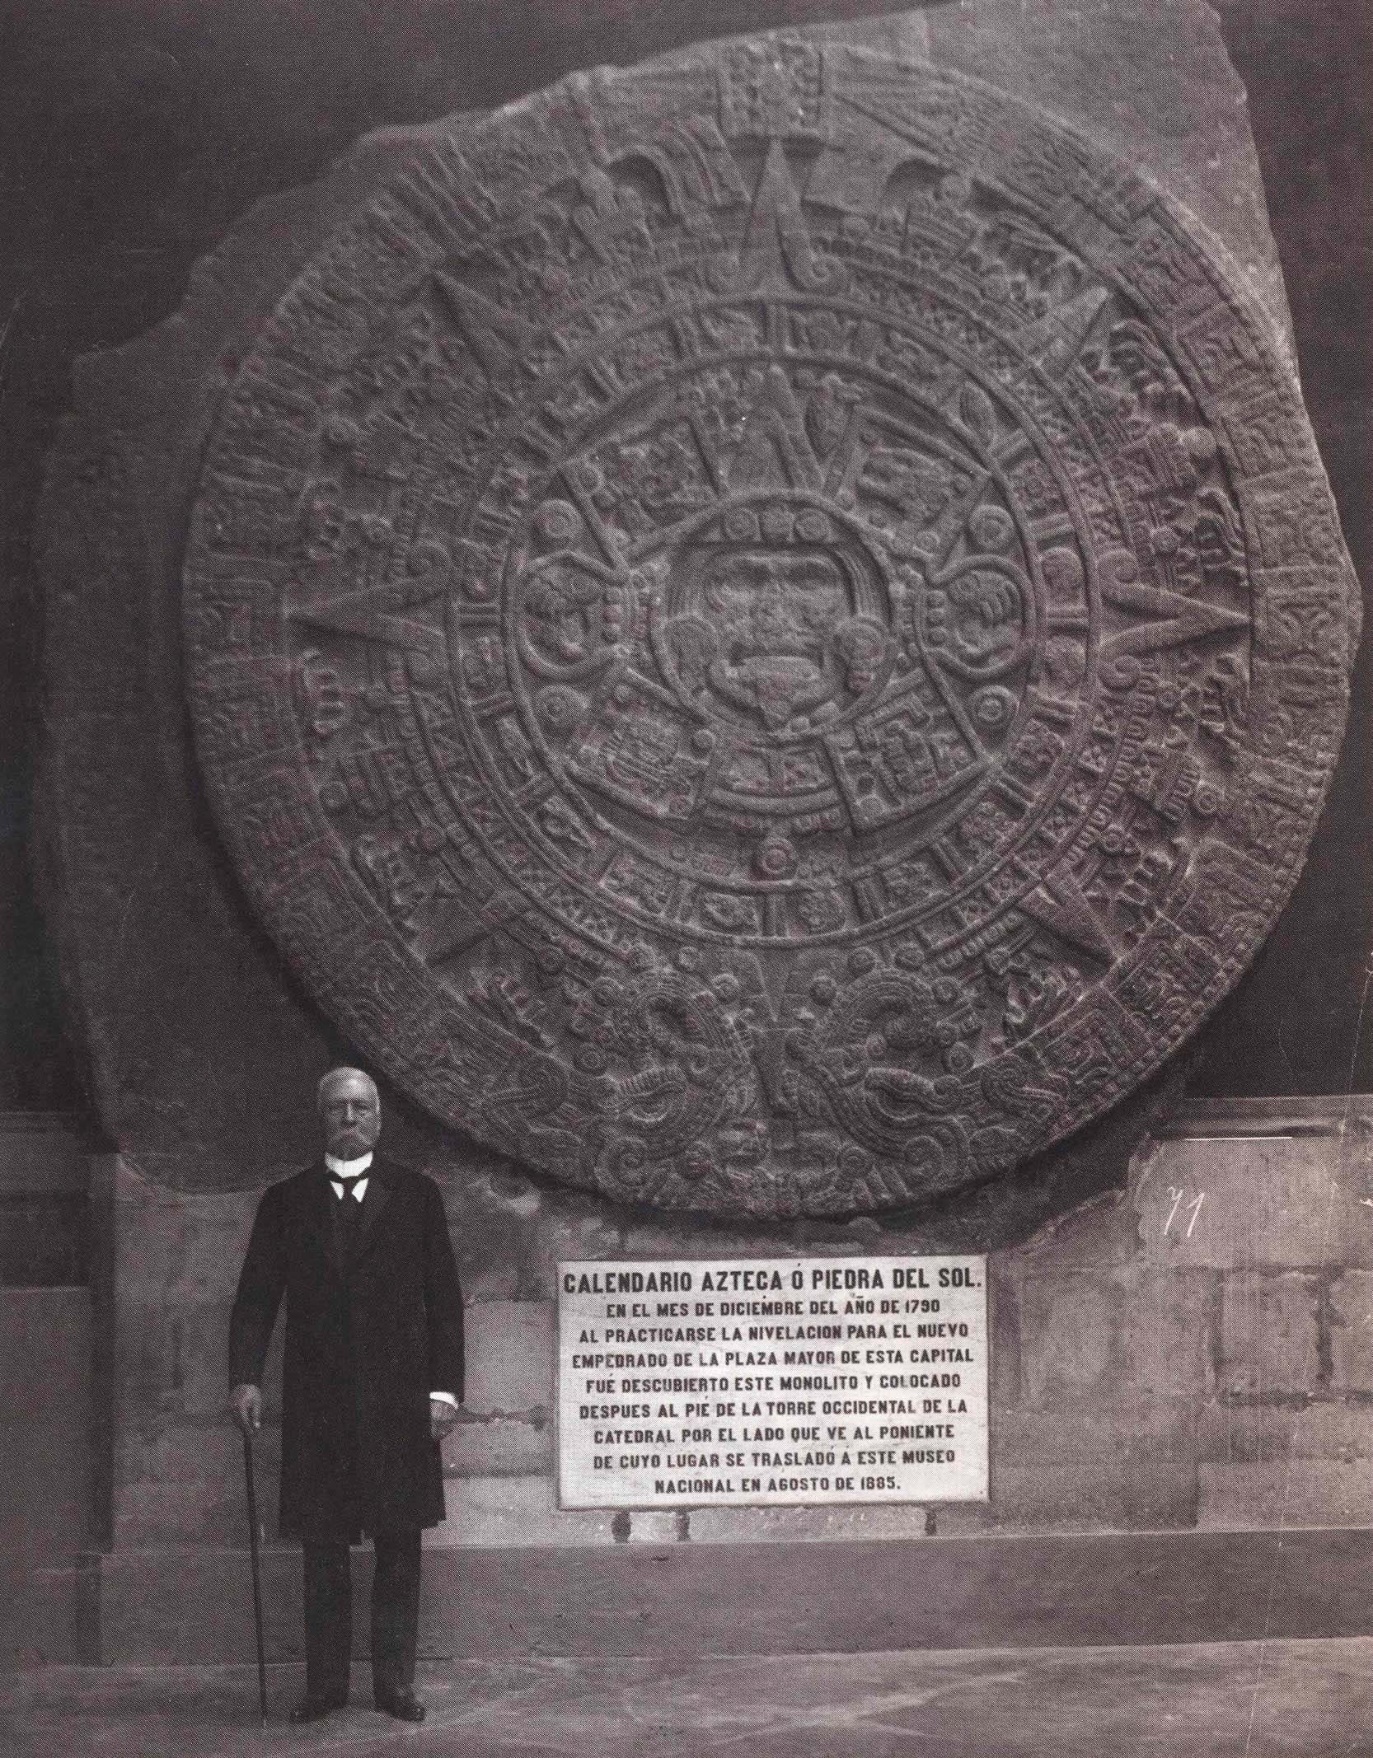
[317,1066,377,1110]
[317,1066,381,1159]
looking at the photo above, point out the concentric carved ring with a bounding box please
[184,33,1356,1216]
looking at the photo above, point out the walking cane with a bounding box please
[242,1429,269,1726]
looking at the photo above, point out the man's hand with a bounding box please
[430,1397,460,1442]
[230,1383,263,1435]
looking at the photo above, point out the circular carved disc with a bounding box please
[185,35,1355,1216]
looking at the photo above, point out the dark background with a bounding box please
[1,0,1368,1116]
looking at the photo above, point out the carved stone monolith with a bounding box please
[176,30,1357,1218]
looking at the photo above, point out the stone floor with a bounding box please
[7,1638,1373,1757]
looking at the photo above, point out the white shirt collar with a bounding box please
[325,1151,374,1177]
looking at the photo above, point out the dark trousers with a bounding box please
[302,1531,422,1702]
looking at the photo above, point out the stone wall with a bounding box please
[993,1101,1373,1535]
[0,1117,96,1670]
[105,1098,1373,1554]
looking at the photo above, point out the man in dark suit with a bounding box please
[228,1066,463,1725]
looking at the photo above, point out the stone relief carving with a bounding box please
[183,33,1357,1217]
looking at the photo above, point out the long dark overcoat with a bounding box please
[228,1157,464,1538]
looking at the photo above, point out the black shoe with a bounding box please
[374,1685,426,1723]
[289,1693,348,1723]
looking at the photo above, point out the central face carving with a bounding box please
[704,547,848,729]
[658,501,893,740]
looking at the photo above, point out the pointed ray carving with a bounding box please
[735,140,844,293]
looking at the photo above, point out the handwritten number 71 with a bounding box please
[1163,1186,1205,1238]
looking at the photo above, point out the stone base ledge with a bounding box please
[46,1527,1373,1666]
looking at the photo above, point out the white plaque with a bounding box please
[557,1256,988,1508]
